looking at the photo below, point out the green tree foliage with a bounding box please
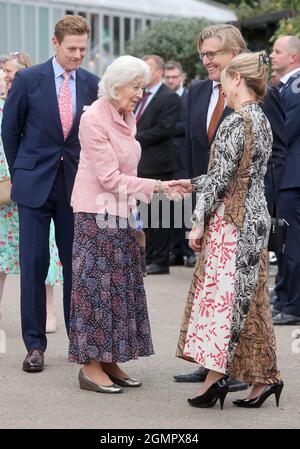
[227,0,300,39]
[274,15,300,38]
[126,18,211,81]
[229,0,282,20]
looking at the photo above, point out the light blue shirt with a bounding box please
[135,80,163,117]
[176,86,184,97]
[52,56,76,119]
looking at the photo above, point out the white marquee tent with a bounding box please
[0,0,237,72]
[48,0,236,22]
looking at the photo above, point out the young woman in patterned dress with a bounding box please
[173,52,283,409]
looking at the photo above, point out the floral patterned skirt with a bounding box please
[45,221,63,286]
[177,202,281,384]
[0,202,20,274]
[68,212,154,364]
[183,203,237,373]
[0,201,62,284]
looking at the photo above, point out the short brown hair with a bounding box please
[222,52,268,101]
[143,55,165,71]
[54,15,91,43]
[197,24,247,55]
[165,60,183,73]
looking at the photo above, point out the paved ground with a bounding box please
[0,266,299,429]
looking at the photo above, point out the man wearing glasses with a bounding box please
[173,24,287,392]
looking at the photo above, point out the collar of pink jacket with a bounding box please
[100,97,136,137]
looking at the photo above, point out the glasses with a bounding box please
[164,75,181,80]
[199,49,223,62]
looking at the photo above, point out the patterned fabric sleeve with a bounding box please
[191,113,245,226]
[0,98,10,181]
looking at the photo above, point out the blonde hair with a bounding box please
[222,52,269,101]
[4,52,32,69]
[197,24,247,55]
[98,55,151,100]
[54,15,90,43]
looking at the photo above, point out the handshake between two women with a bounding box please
[154,178,193,200]
[153,178,204,252]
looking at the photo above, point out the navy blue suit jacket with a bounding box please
[279,70,300,190]
[1,58,99,207]
[186,80,287,213]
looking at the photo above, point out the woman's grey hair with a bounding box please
[98,55,151,100]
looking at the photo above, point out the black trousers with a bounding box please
[169,166,194,258]
[170,199,194,258]
[18,163,74,351]
[274,187,300,316]
[139,172,173,267]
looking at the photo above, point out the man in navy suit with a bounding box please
[1,15,99,372]
[173,24,287,389]
[164,61,196,268]
[271,36,300,325]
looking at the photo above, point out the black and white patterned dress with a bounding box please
[178,103,281,383]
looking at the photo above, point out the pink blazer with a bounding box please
[71,97,156,217]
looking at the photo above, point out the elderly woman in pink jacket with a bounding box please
[68,56,184,393]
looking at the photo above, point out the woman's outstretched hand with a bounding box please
[188,224,204,251]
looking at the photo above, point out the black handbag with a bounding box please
[268,216,288,253]
[267,162,289,253]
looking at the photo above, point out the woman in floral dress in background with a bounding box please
[0,94,20,322]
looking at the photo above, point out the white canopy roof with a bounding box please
[45,0,237,22]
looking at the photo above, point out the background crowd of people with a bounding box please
[0,14,300,410]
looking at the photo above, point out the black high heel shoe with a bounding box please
[188,378,229,410]
[232,381,284,408]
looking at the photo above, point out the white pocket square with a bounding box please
[83,105,90,111]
